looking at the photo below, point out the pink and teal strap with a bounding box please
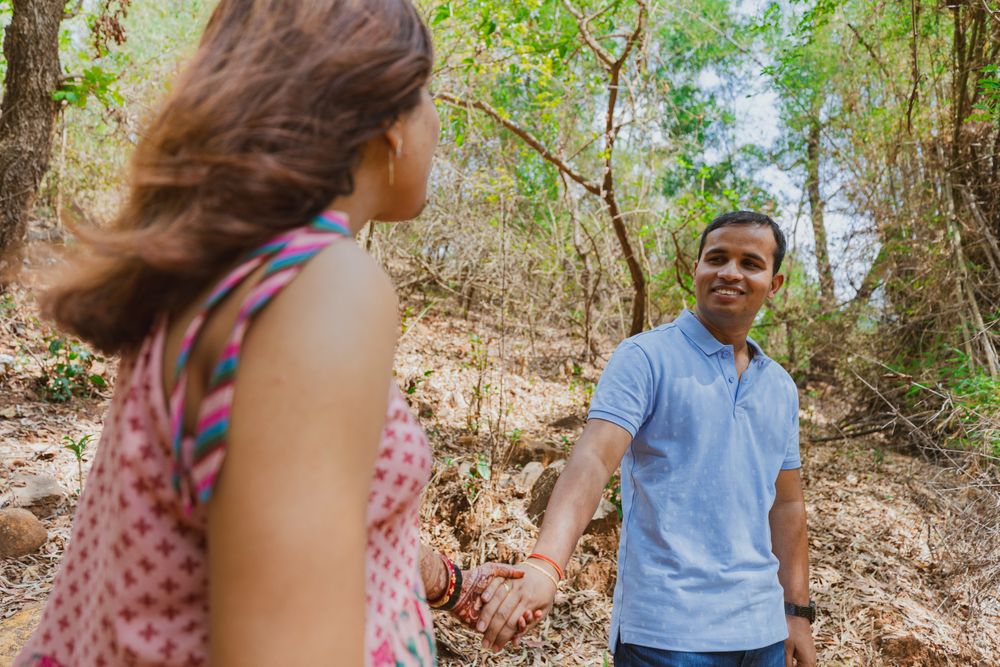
[169,211,351,513]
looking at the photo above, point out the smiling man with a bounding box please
[477,211,817,667]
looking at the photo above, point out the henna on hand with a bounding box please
[448,562,524,628]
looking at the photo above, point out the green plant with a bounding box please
[63,433,94,494]
[461,453,492,504]
[53,65,122,109]
[404,369,434,396]
[465,333,491,434]
[36,337,107,402]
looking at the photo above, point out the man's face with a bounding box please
[694,224,784,327]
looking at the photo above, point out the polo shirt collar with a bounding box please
[675,310,770,364]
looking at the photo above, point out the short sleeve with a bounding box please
[587,340,655,438]
[781,386,801,470]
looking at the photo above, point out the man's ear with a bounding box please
[768,272,785,298]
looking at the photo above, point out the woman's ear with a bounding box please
[384,120,404,156]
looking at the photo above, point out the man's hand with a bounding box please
[784,616,816,667]
[449,562,526,629]
[475,562,558,652]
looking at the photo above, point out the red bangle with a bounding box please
[428,553,456,609]
[528,553,564,581]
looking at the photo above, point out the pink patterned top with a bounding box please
[17,213,436,667]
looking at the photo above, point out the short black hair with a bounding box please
[697,210,786,274]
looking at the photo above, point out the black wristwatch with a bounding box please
[784,600,817,623]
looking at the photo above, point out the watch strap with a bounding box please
[784,600,816,623]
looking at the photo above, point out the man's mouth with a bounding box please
[712,286,743,296]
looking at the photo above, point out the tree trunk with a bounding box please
[0,0,64,273]
[806,118,835,306]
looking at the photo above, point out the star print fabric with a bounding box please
[16,216,436,667]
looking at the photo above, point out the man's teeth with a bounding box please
[716,288,740,295]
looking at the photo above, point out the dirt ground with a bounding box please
[1,277,998,666]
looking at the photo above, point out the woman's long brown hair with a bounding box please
[44,0,432,354]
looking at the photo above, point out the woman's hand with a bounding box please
[475,562,559,652]
[449,562,527,628]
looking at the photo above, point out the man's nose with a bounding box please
[718,261,742,280]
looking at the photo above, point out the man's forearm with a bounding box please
[531,448,615,571]
[769,501,810,604]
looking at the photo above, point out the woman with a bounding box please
[17,1,526,665]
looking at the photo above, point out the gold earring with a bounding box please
[388,140,403,186]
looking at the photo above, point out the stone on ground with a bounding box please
[10,473,67,518]
[0,508,48,559]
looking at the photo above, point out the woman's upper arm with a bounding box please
[207,243,398,666]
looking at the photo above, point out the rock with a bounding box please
[0,508,48,558]
[549,414,585,430]
[526,462,566,524]
[0,406,17,420]
[514,462,545,491]
[574,559,616,596]
[585,498,621,535]
[0,353,14,377]
[7,459,28,469]
[509,439,565,466]
[0,603,44,664]
[457,434,477,447]
[846,473,859,485]
[11,473,68,518]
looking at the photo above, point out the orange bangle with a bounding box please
[528,553,564,581]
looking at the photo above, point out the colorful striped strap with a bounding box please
[168,211,351,513]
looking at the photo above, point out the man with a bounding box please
[476,211,817,667]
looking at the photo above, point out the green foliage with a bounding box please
[970,64,1000,122]
[53,65,122,108]
[940,351,1000,454]
[36,337,107,402]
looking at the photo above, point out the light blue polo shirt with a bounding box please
[589,310,800,653]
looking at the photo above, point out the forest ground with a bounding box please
[1,241,999,666]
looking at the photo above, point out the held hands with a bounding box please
[448,562,530,629]
[474,561,559,652]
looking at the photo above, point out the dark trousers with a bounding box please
[614,638,785,667]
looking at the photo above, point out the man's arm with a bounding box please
[770,468,816,667]
[476,419,632,651]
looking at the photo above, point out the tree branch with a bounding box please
[561,0,615,69]
[845,22,899,99]
[435,92,601,195]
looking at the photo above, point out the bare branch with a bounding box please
[673,5,764,69]
[435,92,601,195]
[615,0,647,69]
[845,22,900,98]
[561,0,616,69]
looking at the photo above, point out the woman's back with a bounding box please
[17,217,436,666]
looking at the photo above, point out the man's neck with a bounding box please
[692,307,752,355]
